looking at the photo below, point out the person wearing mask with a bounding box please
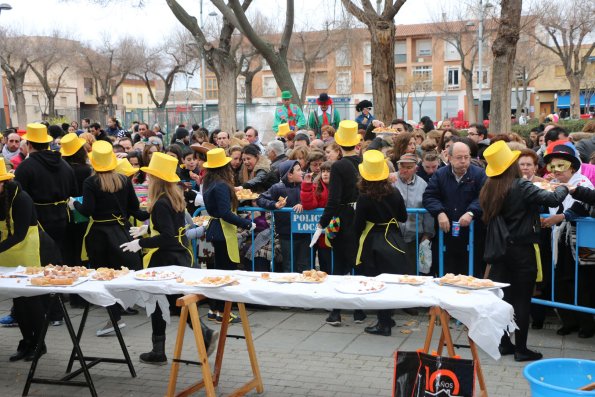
[203,148,255,322]
[317,120,365,326]
[0,158,59,361]
[480,141,568,361]
[355,100,374,130]
[272,91,306,133]
[354,150,408,336]
[120,152,218,364]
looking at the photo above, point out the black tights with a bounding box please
[502,279,535,350]
[210,240,238,312]
[13,296,44,343]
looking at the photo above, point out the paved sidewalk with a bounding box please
[0,297,593,396]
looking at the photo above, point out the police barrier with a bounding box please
[192,207,594,315]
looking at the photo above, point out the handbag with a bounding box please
[483,215,509,263]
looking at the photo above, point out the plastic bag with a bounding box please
[418,239,432,274]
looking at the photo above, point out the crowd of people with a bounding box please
[0,91,594,365]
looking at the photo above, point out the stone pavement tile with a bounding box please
[276,312,327,331]
[296,331,358,352]
[563,348,595,359]
[254,328,312,350]
[342,334,404,357]
[562,335,595,351]
[243,309,293,329]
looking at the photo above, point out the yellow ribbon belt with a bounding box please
[34,199,71,222]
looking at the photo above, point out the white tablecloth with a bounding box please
[104,266,516,360]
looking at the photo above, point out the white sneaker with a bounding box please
[96,320,126,336]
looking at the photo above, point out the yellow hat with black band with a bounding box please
[141,152,180,183]
[60,133,87,157]
[335,120,360,147]
[115,158,137,177]
[0,158,15,182]
[88,140,117,172]
[358,149,389,181]
[203,148,232,169]
[483,140,521,177]
[22,123,53,144]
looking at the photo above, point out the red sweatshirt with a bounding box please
[300,180,329,248]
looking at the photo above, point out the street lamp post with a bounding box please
[477,0,492,123]
[0,3,13,130]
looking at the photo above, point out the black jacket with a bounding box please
[497,178,567,244]
[0,181,36,253]
[69,163,93,197]
[319,155,361,228]
[571,185,595,205]
[14,150,77,227]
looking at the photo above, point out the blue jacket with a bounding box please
[422,163,486,226]
[257,160,301,236]
[203,180,251,242]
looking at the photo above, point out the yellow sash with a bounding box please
[142,218,193,269]
[81,214,126,262]
[208,217,240,263]
[534,243,543,282]
[356,218,405,265]
[34,199,71,222]
[0,187,41,267]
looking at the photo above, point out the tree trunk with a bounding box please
[490,0,522,134]
[214,56,238,133]
[267,56,300,108]
[569,76,581,119]
[7,73,27,127]
[47,94,56,118]
[369,21,396,123]
[300,61,312,104]
[462,69,476,124]
[244,74,254,105]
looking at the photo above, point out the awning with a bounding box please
[557,93,586,109]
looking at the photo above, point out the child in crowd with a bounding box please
[257,160,309,273]
[307,150,325,177]
[301,161,332,274]
[179,149,202,214]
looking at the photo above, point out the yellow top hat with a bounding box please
[22,123,52,144]
[60,133,86,157]
[89,140,117,172]
[277,123,290,137]
[335,120,360,147]
[203,148,232,169]
[141,152,180,183]
[483,140,521,177]
[115,158,137,177]
[0,158,15,182]
[358,150,389,181]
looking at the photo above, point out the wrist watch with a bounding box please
[466,211,474,218]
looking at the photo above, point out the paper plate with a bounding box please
[335,279,386,294]
[134,271,178,281]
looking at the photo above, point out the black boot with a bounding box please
[139,335,167,365]
[24,343,47,362]
[498,334,515,356]
[9,340,30,362]
[364,322,391,336]
[202,321,219,357]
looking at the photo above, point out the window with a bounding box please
[83,78,94,96]
[413,66,433,90]
[446,67,460,89]
[395,41,407,64]
[363,42,371,65]
[262,75,277,97]
[474,67,490,86]
[237,76,246,99]
[126,93,132,105]
[555,65,565,78]
[335,44,350,67]
[60,96,67,107]
[442,96,458,119]
[314,71,328,90]
[137,93,143,104]
[396,68,407,86]
[444,41,460,61]
[416,39,432,57]
[206,77,218,100]
[291,72,304,94]
[32,94,40,113]
[336,71,351,95]
[364,71,372,93]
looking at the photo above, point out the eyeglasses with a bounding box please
[546,160,571,172]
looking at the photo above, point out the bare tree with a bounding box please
[490,0,522,134]
[210,0,302,107]
[411,72,433,120]
[132,31,198,109]
[395,75,413,119]
[341,1,406,123]
[513,36,547,117]
[584,66,595,115]
[27,33,78,118]
[0,28,30,127]
[237,49,263,105]
[79,36,144,120]
[532,0,595,119]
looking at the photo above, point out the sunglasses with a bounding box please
[546,160,571,172]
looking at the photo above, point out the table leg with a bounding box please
[237,302,264,393]
[469,337,488,397]
[213,300,232,386]
[438,309,457,357]
[166,306,189,397]
[106,305,136,377]
[423,308,438,353]
[188,302,216,397]
[66,301,90,373]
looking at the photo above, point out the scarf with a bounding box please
[1,146,19,161]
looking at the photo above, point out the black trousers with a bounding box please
[490,244,537,351]
[13,296,44,344]
[210,240,239,312]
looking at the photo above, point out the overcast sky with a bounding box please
[0,0,471,46]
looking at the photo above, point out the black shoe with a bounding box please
[578,328,595,339]
[9,340,30,362]
[402,308,418,316]
[353,310,366,324]
[498,343,515,356]
[325,310,341,326]
[531,321,544,330]
[364,323,391,336]
[557,325,580,336]
[205,329,219,357]
[24,344,47,362]
[390,319,397,328]
[514,349,542,362]
[120,308,139,316]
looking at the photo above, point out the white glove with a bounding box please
[202,220,210,227]
[250,222,257,232]
[68,197,76,211]
[120,239,142,253]
[129,225,149,238]
[194,192,204,207]
[309,227,323,248]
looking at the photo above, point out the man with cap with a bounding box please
[273,91,306,133]
[308,93,341,136]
